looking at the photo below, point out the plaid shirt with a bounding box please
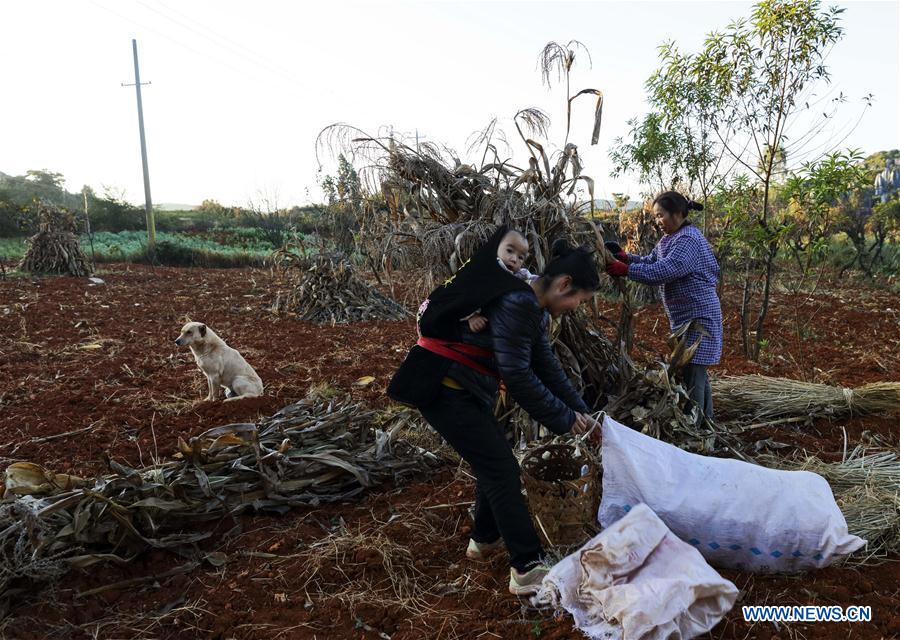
[627,222,723,365]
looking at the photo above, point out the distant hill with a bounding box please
[155,203,198,211]
[593,199,643,211]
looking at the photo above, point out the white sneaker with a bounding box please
[508,564,551,595]
[465,538,504,560]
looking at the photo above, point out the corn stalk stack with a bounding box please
[270,236,409,324]
[0,393,440,610]
[18,202,91,277]
[317,41,638,409]
[603,321,736,453]
[618,200,663,307]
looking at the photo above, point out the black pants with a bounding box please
[682,363,714,423]
[420,386,543,572]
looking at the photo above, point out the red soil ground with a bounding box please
[1,263,898,639]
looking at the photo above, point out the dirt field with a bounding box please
[1,263,898,639]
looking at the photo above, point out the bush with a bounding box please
[86,196,144,232]
[150,239,264,268]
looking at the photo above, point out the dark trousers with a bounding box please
[420,387,543,572]
[682,363,714,423]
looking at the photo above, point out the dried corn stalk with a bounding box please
[316,42,635,401]
[603,321,726,452]
[18,202,91,277]
[0,394,440,607]
[271,251,409,324]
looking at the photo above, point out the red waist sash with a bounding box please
[416,336,499,379]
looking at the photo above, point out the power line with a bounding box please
[131,0,336,98]
[151,0,304,83]
[91,0,280,84]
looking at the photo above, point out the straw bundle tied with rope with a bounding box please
[713,375,900,420]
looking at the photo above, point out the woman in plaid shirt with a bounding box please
[605,191,723,423]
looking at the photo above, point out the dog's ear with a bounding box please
[199,324,207,337]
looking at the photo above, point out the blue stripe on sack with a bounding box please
[617,508,820,562]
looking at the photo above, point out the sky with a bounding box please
[1,0,897,208]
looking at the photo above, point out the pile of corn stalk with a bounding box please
[552,310,621,410]
[18,202,91,277]
[603,321,729,453]
[270,250,409,324]
[318,41,637,398]
[0,394,439,606]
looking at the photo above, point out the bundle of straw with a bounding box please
[713,375,900,420]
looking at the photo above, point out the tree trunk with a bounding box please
[752,243,778,361]
[739,261,753,359]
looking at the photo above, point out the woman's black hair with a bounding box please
[653,191,704,218]
[542,239,600,292]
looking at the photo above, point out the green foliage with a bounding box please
[24,170,65,189]
[610,112,688,193]
[863,150,900,182]
[871,199,900,235]
[0,228,299,268]
[195,199,229,217]
[611,193,631,214]
[318,154,362,254]
[151,239,264,268]
[713,175,780,260]
[783,149,868,261]
[644,0,851,360]
[0,236,28,260]
[0,173,145,235]
[84,187,145,233]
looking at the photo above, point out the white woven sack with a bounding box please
[598,415,865,571]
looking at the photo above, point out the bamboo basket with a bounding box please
[522,443,600,547]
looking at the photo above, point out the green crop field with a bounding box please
[0,228,316,268]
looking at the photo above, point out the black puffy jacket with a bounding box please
[447,289,589,434]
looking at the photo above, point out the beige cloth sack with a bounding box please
[533,503,739,640]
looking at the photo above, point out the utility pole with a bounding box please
[82,187,96,270]
[415,128,427,153]
[122,39,155,257]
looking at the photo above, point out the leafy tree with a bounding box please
[25,170,65,190]
[318,154,362,254]
[197,199,229,217]
[245,188,290,248]
[839,194,900,276]
[783,149,868,269]
[862,149,900,182]
[611,193,630,212]
[659,0,857,359]
[610,112,687,194]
